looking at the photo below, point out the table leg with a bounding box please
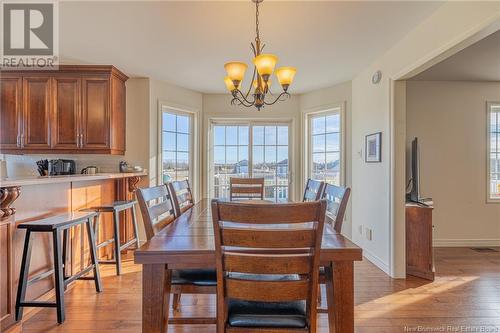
[142,264,171,333]
[325,263,335,333]
[328,260,354,333]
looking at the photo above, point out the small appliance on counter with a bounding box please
[81,166,98,175]
[36,159,76,176]
[119,161,144,173]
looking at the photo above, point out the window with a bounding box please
[488,103,500,201]
[161,110,192,183]
[252,125,289,199]
[211,122,290,200]
[309,111,342,185]
[213,125,249,198]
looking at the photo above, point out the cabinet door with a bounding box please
[0,75,22,150]
[22,77,51,149]
[82,77,110,149]
[52,77,81,149]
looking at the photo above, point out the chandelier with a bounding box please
[223,0,297,111]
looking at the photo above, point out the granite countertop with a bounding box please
[0,172,147,187]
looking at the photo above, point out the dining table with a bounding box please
[134,198,363,333]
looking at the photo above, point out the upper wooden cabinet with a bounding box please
[52,76,81,150]
[0,75,22,150]
[22,76,52,150]
[0,66,128,155]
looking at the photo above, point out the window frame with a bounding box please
[487,102,500,203]
[158,105,195,188]
[304,104,345,187]
[208,119,293,200]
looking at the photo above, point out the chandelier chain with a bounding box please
[255,0,260,43]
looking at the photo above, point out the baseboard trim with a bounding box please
[362,248,390,276]
[434,239,500,247]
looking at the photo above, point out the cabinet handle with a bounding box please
[20,134,24,147]
[16,135,20,147]
[80,134,84,148]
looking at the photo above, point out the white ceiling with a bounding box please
[59,1,443,94]
[412,29,500,81]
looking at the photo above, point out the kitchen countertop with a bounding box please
[0,172,147,187]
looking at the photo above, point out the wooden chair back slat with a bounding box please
[212,199,327,331]
[136,185,175,241]
[321,184,351,233]
[147,202,174,221]
[229,177,264,200]
[167,180,194,216]
[221,228,316,248]
[303,179,325,202]
[217,202,322,224]
[224,253,312,275]
[225,279,311,302]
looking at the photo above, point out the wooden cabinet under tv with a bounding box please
[406,203,435,281]
[0,65,128,155]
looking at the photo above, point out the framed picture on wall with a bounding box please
[365,132,382,163]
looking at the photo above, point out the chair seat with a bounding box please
[86,200,137,212]
[228,300,306,328]
[171,269,217,286]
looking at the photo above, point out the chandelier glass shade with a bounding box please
[223,0,296,111]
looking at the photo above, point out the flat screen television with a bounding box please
[407,137,422,204]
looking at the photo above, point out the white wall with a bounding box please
[300,82,353,239]
[406,80,500,246]
[351,2,500,276]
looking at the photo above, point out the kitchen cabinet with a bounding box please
[0,65,128,155]
[22,76,52,149]
[81,77,110,150]
[52,76,81,149]
[0,75,22,150]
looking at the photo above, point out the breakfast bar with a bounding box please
[0,172,145,330]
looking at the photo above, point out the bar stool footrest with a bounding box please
[64,265,95,286]
[120,238,138,251]
[96,238,115,249]
[19,301,57,308]
[27,269,54,286]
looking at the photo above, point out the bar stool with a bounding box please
[16,212,102,324]
[83,200,140,275]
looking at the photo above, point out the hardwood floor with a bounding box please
[15,247,500,333]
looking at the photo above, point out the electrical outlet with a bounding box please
[358,225,363,235]
[366,228,372,241]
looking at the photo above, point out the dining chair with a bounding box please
[211,199,327,333]
[317,183,351,311]
[303,179,325,202]
[136,185,216,313]
[229,177,265,201]
[322,183,351,233]
[167,180,194,217]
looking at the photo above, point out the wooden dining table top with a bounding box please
[134,198,363,265]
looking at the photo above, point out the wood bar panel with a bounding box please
[0,216,16,330]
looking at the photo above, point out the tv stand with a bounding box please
[406,202,435,281]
